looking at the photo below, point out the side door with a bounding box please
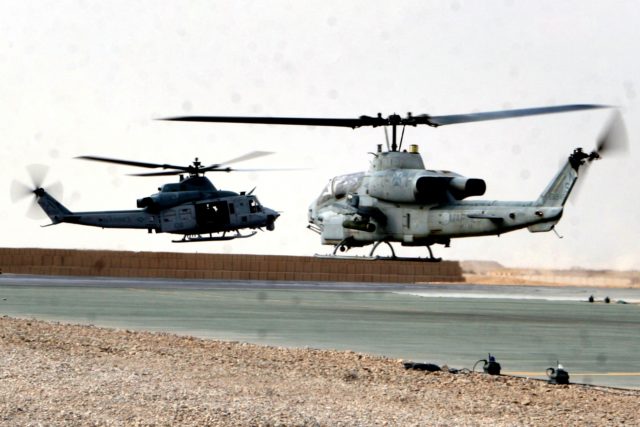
[195,200,231,230]
[160,205,197,232]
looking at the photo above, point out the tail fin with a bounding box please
[535,149,587,207]
[529,149,588,233]
[35,188,71,224]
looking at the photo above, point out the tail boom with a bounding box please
[35,189,157,230]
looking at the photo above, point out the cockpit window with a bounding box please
[316,182,332,205]
[249,197,261,213]
[315,172,364,205]
[331,172,364,199]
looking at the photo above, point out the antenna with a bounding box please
[398,125,406,151]
[383,127,390,151]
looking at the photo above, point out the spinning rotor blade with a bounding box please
[204,167,304,172]
[216,151,273,166]
[79,151,277,176]
[595,110,628,156]
[11,164,63,219]
[28,182,62,219]
[161,115,376,128]
[161,104,608,129]
[26,202,44,219]
[571,111,628,202]
[423,104,608,127]
[10,180,34,203]
[76,155,187,172]
[129,170,194,177]
[26,164,49,189]
[46,181,64,199]
[201,150,273,171]
[130,166,302,176]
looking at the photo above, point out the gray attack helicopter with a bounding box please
[162,104,627,260]
[12,152,280,243]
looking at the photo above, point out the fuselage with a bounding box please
[35,175,280,237]
[308,147,572,248]
[65,193,277,235]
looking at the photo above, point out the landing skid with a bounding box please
[327,239,442,262]
[368,240,397,258]
[173,230,257,243]
[315,254,438,262]
[425,245,442,262]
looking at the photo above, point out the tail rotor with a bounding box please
[10,164,63,219]
[589,110,629,162]
[571,110,629,200]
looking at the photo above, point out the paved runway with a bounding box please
[1,274,639,389]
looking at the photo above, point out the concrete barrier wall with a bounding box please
[0,248,464,284]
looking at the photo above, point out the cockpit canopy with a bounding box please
[316,172,365,205]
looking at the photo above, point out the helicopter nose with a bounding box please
[307,202,317,223]
[264,207,280,220]
[264,207,279,231]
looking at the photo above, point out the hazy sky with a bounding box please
[2,1,639,270]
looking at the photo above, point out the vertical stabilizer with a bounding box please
[35,188,71,224]
[528,149,589,233]
[535,149,587,208]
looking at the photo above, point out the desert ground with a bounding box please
[1,316,639,426]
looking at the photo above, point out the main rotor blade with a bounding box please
[217,150,273,166]
[161,104,609,130]
[128,170,184,177]
[160,115,384,128]
[76,155,188,171]
[129,166,305,176]
[202,151,275,170]
[206,167,306,172]
[423,104,608,127]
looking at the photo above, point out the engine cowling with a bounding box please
[368,171,485,203]
[137,197,156,209]
[136,192,199,210]
[416,176,487,200]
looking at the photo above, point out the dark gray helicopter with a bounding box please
[162,104,627,259]
[12,152,280,242]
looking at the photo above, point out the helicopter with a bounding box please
[162,104,627,260]
[12,152,280,243]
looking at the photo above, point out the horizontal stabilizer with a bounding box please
[528,222,556,233]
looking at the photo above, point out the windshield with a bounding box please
[249,196,262,213]
[316,182,332,205]
[331,172,364,198]
[315,172,365,205]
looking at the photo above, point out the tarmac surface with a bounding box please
[1,274,639,389]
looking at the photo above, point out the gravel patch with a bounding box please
[1,316,638,426]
